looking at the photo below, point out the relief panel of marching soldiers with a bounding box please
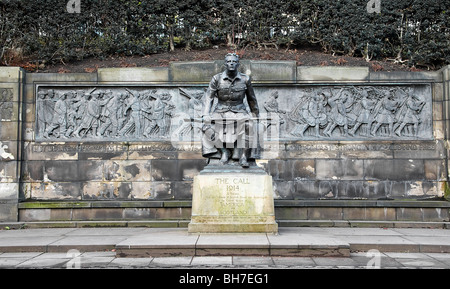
[36,85,430,141]
[264,85,430,139]
[36,88,176,140]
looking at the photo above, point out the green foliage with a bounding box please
[0,0,449,69]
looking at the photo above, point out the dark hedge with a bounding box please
[1,0,449,69]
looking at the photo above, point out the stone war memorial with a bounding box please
[1,55,450,231]
[187,53,278,233]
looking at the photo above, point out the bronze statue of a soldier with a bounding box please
[201,53,262,168]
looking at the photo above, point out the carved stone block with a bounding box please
[35,84,433,142]
[188,166,278,233]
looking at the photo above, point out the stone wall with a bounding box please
[0,67,24,221]
[0,62,449,222]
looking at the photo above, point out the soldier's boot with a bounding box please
[349,123,360,136]
[395,123,405,137]
[74,128,82,138]
[314,125,320,137]
[239,149,250,168]
[219,148,230,164]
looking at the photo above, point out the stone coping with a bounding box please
[15,63,446,85]
[17,199,450,209]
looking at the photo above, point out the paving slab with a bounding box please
[268,229,350,257]
[0,258,30,268]
[196,233,269,248]
[426,254,450,267]
[0,252,42,258]
[47,235,127,252]
[395,258,448,268]
[78,256,115,268]
[426,253,450,259]
[232,256,274,266]
[384,252,429,259]
[116,228,199,257]
[1,226,450,261]
[339,235,420,252]
[271,257,315,267]
[401,236,450,253]
[150,256,193,267]
[350,252,404,268]
[327,227,403,236]
[0,228,77,237]
[81,251,116,257]
[392,228,450,236]
[312,257,359,267]
[109,257,153,268]
[16,257,70,268]
[0,228,76,237]
[33,252,79,259]
[0,236,64,252]
[65,227,148,236]
[196,233,270,256]
[191,256,233,266]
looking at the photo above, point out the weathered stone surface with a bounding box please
[27,72,97,83]
[0,141,18,161]
[0,67,24,83]
[1,65,450,224]
[0,201,17,221]
[169,61,221,82]
[98,67,169,83]
[0,161,20,183]
[188,167,278,233]
[369,71,441,82]
[308,207,342,220]
[273,180,294,199]
[395,207,449,222]
[316,159,364,180]
[342,207,396,221]
[151,160,181,181]
[28,182,82,200]
[0,68,23,222]
[33,83,434,142]
[364,159,425,181]
[268,159,315,181]
[298,66,369,82]
[0,183,18,199]
[249,61,296,83]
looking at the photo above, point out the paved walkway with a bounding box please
[3,251,450,269]
[1,226,450,268]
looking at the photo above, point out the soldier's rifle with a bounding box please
[179,88,192,99]
[186,117,272,123]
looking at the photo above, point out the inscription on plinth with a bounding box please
[188,170,278,233]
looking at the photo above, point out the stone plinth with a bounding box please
[188,164,278,233]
